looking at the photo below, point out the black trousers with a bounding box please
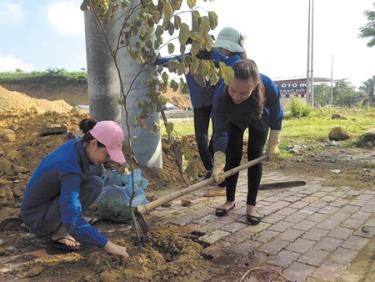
[225,122,268,205]
[193,105,214,171]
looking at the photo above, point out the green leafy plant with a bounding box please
[287,97,312,118]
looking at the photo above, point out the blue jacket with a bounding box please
[213,74,284,153]
[156,51,226,109]
[21,139,108,248]
[156,54,214,108]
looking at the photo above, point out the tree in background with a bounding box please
[313,84,331,107]
[360,75,375,106]
[359,2,375,47]
[333,80,366,107]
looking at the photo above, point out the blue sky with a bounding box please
[0,0,85,71]
[0,0,374,88]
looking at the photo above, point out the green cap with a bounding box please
[213,27,245,53]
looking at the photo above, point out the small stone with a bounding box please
[161,202,172,208]
[181,199,192,207]
[361,225,370,234]
[328,127,350,141]
[330,169,341,174]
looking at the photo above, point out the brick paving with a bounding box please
[149,170,375,281]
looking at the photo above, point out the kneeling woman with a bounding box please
[212,59,283,224]
[21,120,129,262]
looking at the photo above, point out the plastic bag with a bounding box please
[96,168,149,222]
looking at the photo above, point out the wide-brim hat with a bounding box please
[213,27,245,53]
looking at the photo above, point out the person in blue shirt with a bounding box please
[21,119,129,263]
[156,52,217,179]
[212,59,283,225]
[202,26,247,196]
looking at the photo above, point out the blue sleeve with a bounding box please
[212,92,229,153]
[155,54,183,66]
[59,174,108,248]
[262,75,283,130]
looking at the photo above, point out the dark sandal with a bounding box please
[87,217,100,225]
[215,204,235,217]
[50,237,80,251]
[246,214,262,225]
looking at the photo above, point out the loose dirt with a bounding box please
[0,85,73,114]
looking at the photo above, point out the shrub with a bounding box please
[287,97,312,118]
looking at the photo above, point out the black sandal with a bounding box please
[246,214,262,225]
[215,204,235,217]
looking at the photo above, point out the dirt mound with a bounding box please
[162,88,191,109]
[0,85,73,113]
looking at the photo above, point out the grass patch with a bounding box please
[0,69,87,86]
[161,108,375,155]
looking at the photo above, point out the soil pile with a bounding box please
[161,88,191,109]
[0,85,73,113]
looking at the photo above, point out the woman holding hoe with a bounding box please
[212,59,283,225]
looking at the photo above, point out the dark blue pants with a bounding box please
[225,123,268,205]
[23,176,103,236]
[193,105,214,171]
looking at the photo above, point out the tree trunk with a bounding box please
[116,0,162,168]
[84,11,121,123]
[84,3,162,168]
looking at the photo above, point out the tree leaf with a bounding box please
[174,15,181,29]
[168,22,175,36]
[219,62,234,85]
[208,11,218,29]
[163,0,173,20]
[179,23,190,45]
[191,10,200,31]
[187,0,197,9]
[170,80,179,91]
[162,72,169,83]
[167,43,175,54]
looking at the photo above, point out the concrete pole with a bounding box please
[310,0,315,107]
[306,0,311,104]
[84,11,121,123]
[116,0,162,168]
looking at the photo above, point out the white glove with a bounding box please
[266,130,281,161]
[212,151,226,184]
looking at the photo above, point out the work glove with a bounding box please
[212,151,226,184]
[266,130,281,161]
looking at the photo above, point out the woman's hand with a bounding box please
[104,241,129,265]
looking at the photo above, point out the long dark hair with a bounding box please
[232,59,265,118]
[80,118,105,148]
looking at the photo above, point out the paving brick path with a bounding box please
[148,170,375,281]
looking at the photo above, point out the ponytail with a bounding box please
[80,118,105,148]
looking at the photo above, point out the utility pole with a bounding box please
[306,0,314,107]
[330,55,334,105]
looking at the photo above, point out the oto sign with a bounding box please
[274,79,307,97]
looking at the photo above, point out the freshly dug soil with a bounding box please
[0,85,72,113]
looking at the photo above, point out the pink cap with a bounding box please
[90,121,125,164]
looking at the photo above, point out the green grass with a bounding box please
[161,108,375,150]
[0,69,87,86]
